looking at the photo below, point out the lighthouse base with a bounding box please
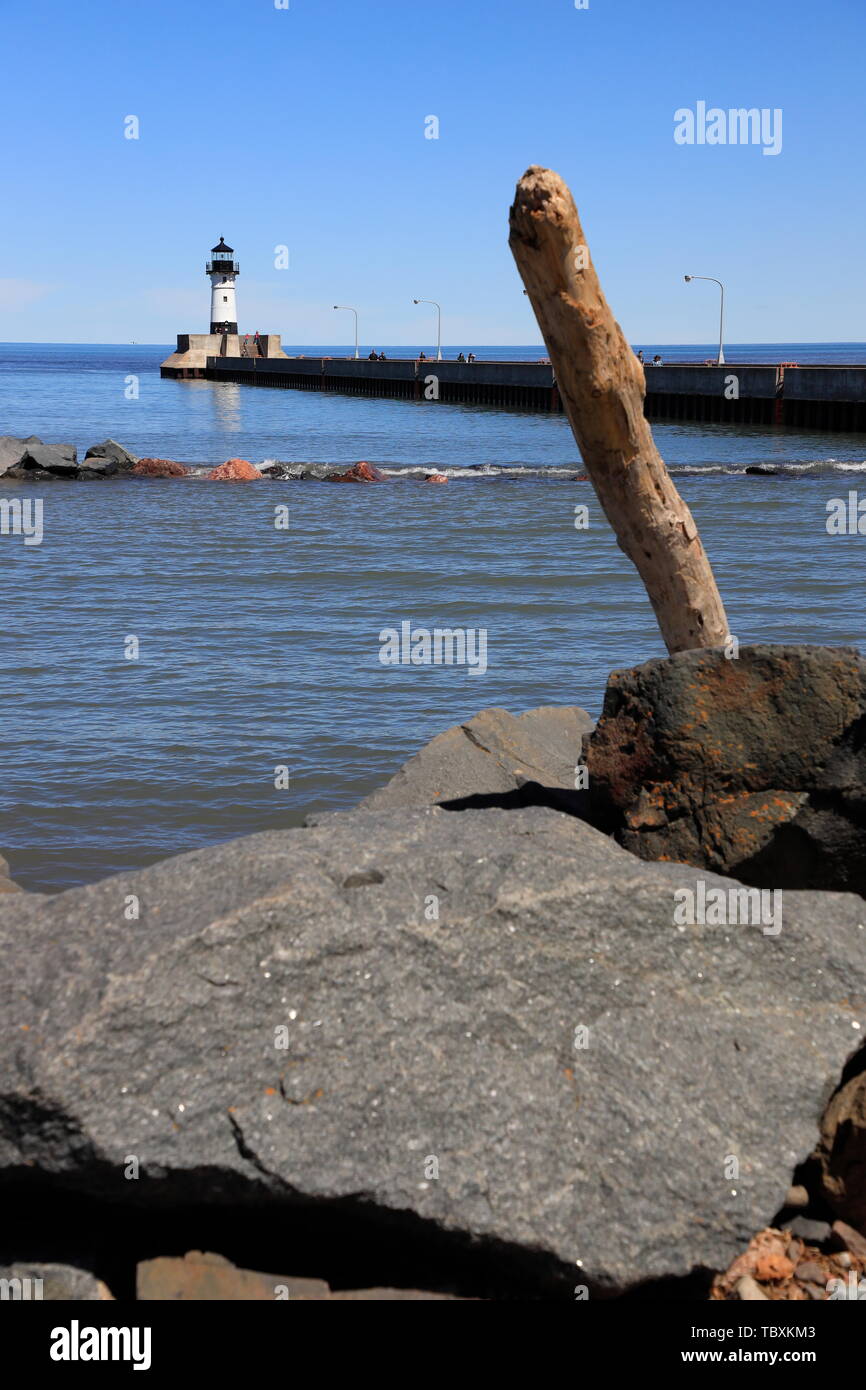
[210,320,238,335]
[160,333,288,379]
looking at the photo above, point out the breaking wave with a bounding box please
[249,458,866,481]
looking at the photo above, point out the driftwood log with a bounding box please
[509,166,729,654]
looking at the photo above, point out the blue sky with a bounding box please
[1,0,863,345]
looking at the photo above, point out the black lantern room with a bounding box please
[206,237,240,276]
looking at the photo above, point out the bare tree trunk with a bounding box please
[509,166,729,654]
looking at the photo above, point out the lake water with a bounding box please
[3,342,866,891]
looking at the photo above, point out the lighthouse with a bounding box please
[207,237,239,334]
[160,239,287,378]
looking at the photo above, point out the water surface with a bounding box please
[2,343,866,890]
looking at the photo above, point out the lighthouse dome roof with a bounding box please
[211,236,234,253]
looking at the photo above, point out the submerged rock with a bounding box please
[584,644,866,893]
[132,458,190,478]
[1,802,864,1294]
[206,458,263,481]
[328,460,385,483]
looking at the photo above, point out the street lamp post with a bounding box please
[333,305,359,359]
[413,299,442,361]
[684,275,725,366]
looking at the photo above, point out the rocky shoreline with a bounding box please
[1,647,865,1300]
[0,435,591,483]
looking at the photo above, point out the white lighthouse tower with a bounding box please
[207,237,239,334]
[160,237,288,377]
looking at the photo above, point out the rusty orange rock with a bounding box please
[133,458,189,477]
[585,645,866,893]
[424,473,449,484]
[206,458,263,481]
[329,460,385,483]
[753,1251,795,1282]
[135,1251,468,1300]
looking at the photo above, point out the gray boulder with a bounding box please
[1,804,864,1295]
[76,456,119,478]
[0,854,21,895]
[17,442,78,476]
[83,438,139,473]
[0,436,35,477]
[361,705,594,812]
[0,1262,110,1300]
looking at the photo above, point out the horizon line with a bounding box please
[3,339,866,349]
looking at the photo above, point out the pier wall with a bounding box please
[161,333,287,379]
[182,356,866,432]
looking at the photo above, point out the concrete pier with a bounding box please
[160,333,287,379]
[162,354,866,432]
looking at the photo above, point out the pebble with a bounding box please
[788,1217,832,1245]
[831,1220,866,1258]
[735,1275,769,1301]
[804,1281,827,1301]
[784,1184,809,1210]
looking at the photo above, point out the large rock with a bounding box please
[816,1067,866,1230]
[361,705,594,811]
[585,645,866,893]
[328,460,385,483]
[0,1262,111,1300]
[10,441,78,477]
[0,854,22,895]
[206,458,263,481]
[0,437,137,480]
[1,804,864,1295]
[83,439,139,474]
[132,458,189,478]
[0,436,36,477]
[136,1250,462,1300]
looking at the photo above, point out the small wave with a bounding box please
[252,458,866,482]
[668,459,866,477]
[264,461,585,480]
